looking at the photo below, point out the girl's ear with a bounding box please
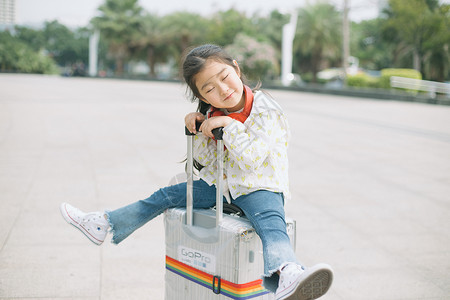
[233,60,241,77]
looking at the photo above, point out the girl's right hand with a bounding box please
[184,112,205,134]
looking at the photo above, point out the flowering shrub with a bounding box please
[225,34,279,82]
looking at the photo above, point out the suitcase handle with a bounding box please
[185,123,224,140]
[185,124,224,227]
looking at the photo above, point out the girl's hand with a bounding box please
[185,112,205,134]
[199,116,233,139]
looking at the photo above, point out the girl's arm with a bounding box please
[222,110,288,171]
[199,116,233,138]
[185,112,218,168]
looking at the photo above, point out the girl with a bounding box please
[60,44,333,300]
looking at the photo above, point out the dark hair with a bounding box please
[181,45,246,171]
[181,44,248,115]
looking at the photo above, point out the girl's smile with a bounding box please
[195,59,245,112]
[224,91,234,101]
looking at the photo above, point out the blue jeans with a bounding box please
[106,179,298,292]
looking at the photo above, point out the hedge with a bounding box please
[346,73,379,88]
[346,68,423,91]
[379,68,422,89]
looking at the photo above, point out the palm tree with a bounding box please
[294,3,342,82]
[159,12,210,59]
[91,0,144,75]
[130,13,168,78]
[382,0,449,80]
[381,0,433,72]
[422,4,450,81]
[207,9,255,46]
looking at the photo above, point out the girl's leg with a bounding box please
[231,191,297,292]
[107,179,217,244]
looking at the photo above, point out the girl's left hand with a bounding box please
[200,116,233,139]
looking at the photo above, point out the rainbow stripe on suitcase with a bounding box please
[166,255,270,299]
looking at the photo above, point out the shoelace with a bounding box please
[79,211,99,224]
[280,264,304,287]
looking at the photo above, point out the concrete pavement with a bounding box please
[0,74,449,299]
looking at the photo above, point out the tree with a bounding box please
[207,9,255,46]
[92,0,144,75]
[252,10,290,75]
[351,19,394,70]
[421,4,450,81]
[294,3,342,82]
[13,22,91,75]
[42,21,89,68]
[381,0,441,73]
[159,12,211,66]
[129,13,168,77]
[0,31,58,74]
[253,10,289,49]
[14,26,46,52]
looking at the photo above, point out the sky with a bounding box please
[16,0,383,27]
[15,0,450,28]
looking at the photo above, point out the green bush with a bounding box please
[0,31,59,74]
[347,69,423,91]
[346,73,380,88]
[379,68,422,89]
[301,72,314,83]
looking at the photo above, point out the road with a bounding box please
[0,74,449,299]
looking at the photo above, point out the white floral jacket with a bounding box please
[193,90,291,201]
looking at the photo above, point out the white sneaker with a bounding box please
[60,203,109,245]
[275,263,333,300]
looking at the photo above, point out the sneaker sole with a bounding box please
[60,203,104,246]
[277,264,333,300]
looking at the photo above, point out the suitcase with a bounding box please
[164,126,296,300]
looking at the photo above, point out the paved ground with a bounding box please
[0,74,449,300]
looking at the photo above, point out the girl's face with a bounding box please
[195,59,245,112]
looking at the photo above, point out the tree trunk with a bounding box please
[181,35,189,54]
[115,58,124,75]
[342,0,350,81]
[147,46,156,78]
[311,49,322,83]
[413,48,421,72]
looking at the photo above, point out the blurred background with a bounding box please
[1,1,450,299]
[1,0,449,100]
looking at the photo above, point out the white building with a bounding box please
[0,0,15,26]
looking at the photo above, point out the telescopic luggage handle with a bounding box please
[185,124,224,227]
[184,123,223,139]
